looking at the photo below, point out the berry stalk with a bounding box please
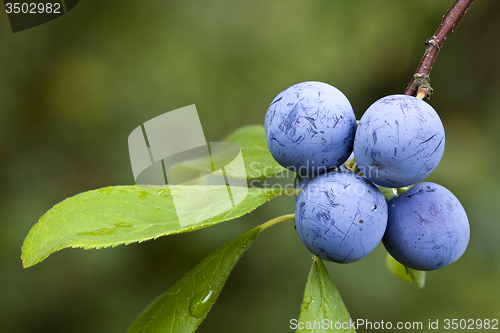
[404,0,475,98]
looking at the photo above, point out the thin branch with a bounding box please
[259,214,295,231]
[404,0,475,98]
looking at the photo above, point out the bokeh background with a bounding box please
[1,0,499,332]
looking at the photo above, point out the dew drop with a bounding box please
[189,289,214,319]
[303,296,315,310]
[158,189,169,196]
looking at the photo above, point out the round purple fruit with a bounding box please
[354,95,445,187]
[265,81,356,176]
[295,171,388,263]
[383,182,470,271]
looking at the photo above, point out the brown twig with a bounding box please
[404,0,475,98]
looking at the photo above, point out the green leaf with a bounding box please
[378,186,397,201]
[297,256,355,333]
[385,253,426,288]
[176,125,287,180]
[21,185,286,268]
[127,224,262,333]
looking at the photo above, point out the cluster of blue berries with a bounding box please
[264,81,470,271]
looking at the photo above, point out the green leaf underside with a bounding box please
[21,185,285,268]
[127,225,261,333]
[297,257,355,333]
[177,125,286,180]
[385,253,426,288]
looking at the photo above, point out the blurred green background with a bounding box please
[1,0,499,332]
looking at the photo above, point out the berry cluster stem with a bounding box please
[404,0,475,98]
[260,214,295,231]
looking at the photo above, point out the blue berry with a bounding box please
[295,171,388,263]
[383,182,470,271]
[265,82,356,176]
[353,95,445,187]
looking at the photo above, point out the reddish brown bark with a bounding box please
[404,0,475,97]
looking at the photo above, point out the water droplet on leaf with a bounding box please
[189,289,214,319]
[158,189,169,196]
[303,296,315,310]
